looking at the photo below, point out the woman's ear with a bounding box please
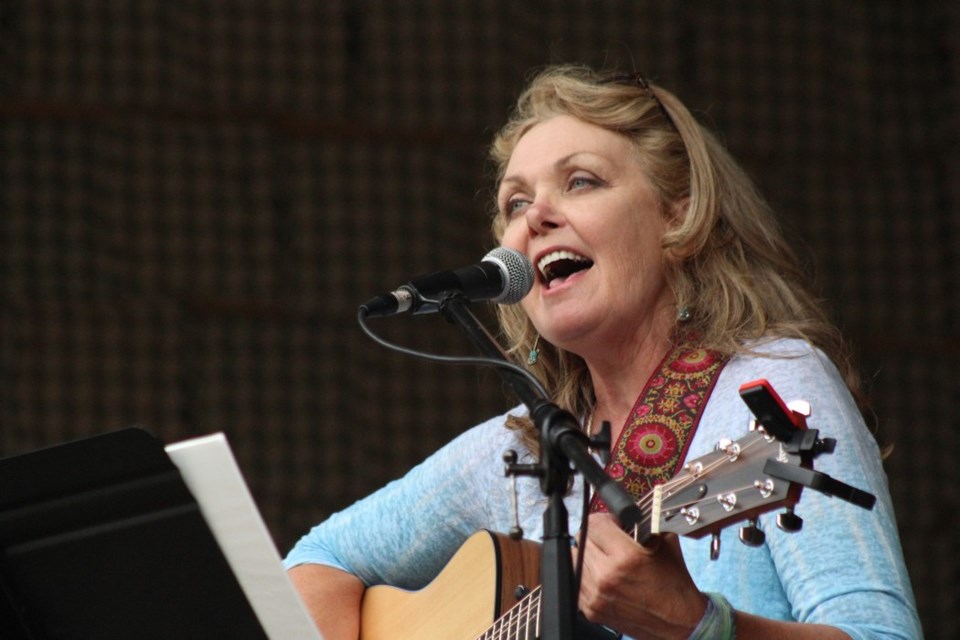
[663,198,695,262]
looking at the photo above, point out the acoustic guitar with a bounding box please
[360,419,812,640]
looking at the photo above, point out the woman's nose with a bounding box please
[525,196,563,234]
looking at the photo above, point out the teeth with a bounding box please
[537,250,592,285]
[537,250,590,275]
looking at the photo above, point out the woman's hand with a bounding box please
[575,513,707,640]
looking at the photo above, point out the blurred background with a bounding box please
[1,1,956,637]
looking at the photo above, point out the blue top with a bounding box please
[285,339,922,639]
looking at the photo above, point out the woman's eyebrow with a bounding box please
[500,152,604,189]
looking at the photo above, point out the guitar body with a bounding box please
[359,530,541,640]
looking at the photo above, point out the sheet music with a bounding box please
[166,433,323,640]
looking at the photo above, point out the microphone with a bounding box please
[360,247,535,317]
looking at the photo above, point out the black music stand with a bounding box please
[0,428,268,640]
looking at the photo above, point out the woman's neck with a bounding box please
[585,331,673,441]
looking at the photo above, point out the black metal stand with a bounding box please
[0,428,269,640]
[437,293,640,640]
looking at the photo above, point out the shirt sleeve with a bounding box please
[685,339,923,640]
[283,411,526,590]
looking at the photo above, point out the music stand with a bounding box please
[0,428,271,640]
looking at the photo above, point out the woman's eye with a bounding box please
[569,175,599,190]
[505,197,529,216]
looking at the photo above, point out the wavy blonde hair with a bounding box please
[488,65,864,449]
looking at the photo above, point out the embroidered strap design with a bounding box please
[592,344,728,510]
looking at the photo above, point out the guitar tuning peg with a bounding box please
[777,506,803,532]
[739,519,766,547]
[710,532,721,560]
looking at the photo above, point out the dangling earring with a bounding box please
[677,306,692,322]
[527,335,541,365]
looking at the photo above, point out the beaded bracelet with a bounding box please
[688,592,736,640]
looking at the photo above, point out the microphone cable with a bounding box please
[357,307,550,400]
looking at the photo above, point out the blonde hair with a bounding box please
[488,65,864,448]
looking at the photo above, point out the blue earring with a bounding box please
[527,336,541,365]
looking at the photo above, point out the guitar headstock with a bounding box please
[650,429,804,553]
[644,378,876,559]
[648,379,813,558]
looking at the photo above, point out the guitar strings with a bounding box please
[478,582,541,639]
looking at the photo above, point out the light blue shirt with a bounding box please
[286,339,922,639]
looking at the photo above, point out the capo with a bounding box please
[762,459,876,510]
[741,378,877,509]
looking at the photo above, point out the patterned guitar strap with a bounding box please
[590,343,728,517]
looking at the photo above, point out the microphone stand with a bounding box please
[437,293,640,640]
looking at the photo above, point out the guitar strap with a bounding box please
[590,343,728,511]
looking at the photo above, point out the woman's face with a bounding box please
[498,115,674,356]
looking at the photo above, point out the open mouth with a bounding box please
[537,250,594,289]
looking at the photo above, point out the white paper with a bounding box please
[166,433,322,639]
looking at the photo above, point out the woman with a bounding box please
[285,65,921,639]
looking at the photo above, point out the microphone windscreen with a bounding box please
[483,247,534,305]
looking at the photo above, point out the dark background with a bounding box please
[1,2,956,637]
